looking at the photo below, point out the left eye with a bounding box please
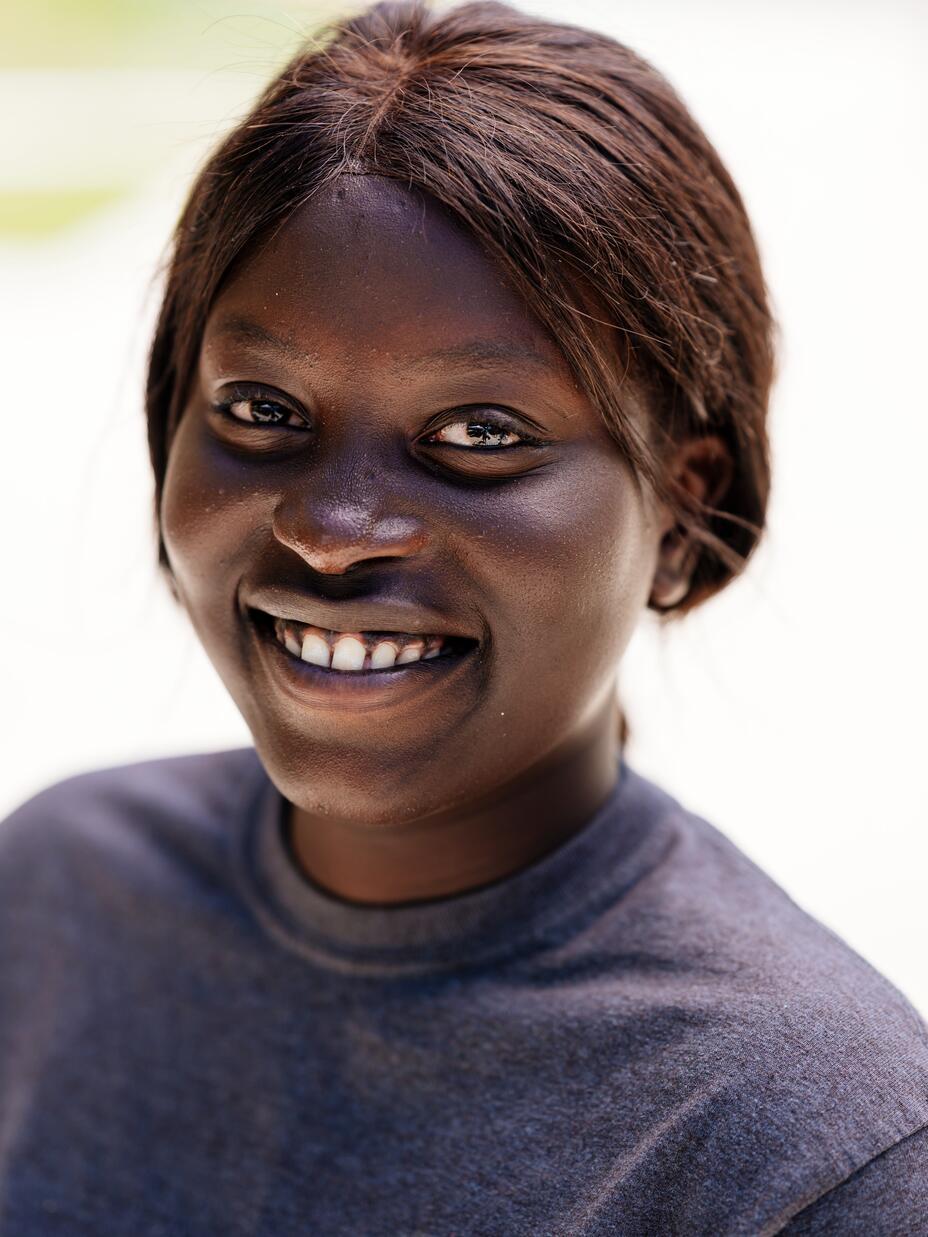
[423,418,531,449]
[214,394,307,429]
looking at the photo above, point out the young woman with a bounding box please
[2,2,926,1232]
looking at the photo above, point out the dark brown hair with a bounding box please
[146,0,774,617]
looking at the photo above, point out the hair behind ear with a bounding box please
[617,700,630,749]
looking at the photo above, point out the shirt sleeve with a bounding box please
[779,1123,928,1235]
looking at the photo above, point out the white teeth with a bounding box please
[300,632,331,668]
[331,635,367,671]
[396,640,425,665]
[370,640,399,669]
[276,618,452,673]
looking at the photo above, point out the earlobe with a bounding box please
[648,524,698,610]
[647,434,733,612]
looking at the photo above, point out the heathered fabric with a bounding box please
[1,745,926,1236]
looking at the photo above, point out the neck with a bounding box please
[284,690,622,906]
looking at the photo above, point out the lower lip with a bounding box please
[247,610,481,712]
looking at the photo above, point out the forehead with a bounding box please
[206,173,574,380]
[210,176,551,361]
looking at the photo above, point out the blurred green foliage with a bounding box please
[0,0,344,238]
[1,0,330,69]
[0,186,128,234]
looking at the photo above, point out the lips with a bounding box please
[246,605,481,711]
[244,585,480,644]
[250,607,477,667]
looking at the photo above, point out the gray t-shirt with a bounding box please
[1,746,926,1235]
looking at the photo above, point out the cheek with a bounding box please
[464,452,658,674]
[159,414,272,599]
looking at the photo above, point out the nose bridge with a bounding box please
[271,423,429,575]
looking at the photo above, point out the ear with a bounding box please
[648,435,734,611]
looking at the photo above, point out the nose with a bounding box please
[270,455,430,576]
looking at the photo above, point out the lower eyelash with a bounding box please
[426,421,545,449]
[212,399,307,429]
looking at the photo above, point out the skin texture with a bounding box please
[160,174,727,906]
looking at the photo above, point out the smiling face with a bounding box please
[160,174,667,824]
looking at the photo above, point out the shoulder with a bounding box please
[0,746,266,904]
[608,766,928,1223]
[618,767,928,1060]
[3,745,264,823]
[778,1122,928,1234]
[2,746,264,832]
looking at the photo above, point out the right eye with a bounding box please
[212,386,309,430]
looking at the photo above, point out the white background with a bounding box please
[2,0,926,1012]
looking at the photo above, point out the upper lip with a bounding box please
[245,586,480,640]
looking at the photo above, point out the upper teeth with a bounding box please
[272,617,446,672]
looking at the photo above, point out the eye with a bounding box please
[422,413,543,450]
[211,384,309,430]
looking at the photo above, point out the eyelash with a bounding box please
[211,388,307,431]
[210,387,546,450]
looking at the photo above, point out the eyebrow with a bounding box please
[210,315,559,374]
[210,316,307,362]
[406,339,558,374]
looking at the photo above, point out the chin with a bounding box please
[250,733,484,825]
